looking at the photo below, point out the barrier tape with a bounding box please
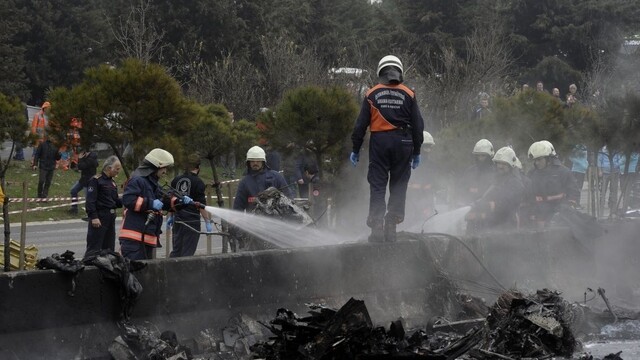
[9,196,86,203]
[0,200,87,217]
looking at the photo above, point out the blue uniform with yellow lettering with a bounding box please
[84,172,122,257]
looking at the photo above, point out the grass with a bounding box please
[1,158,242,224]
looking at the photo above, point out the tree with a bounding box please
[109,0,166,64]
[0,93,29,172]
[0,1,29,99]
[261,85,358,177]
[13,0,113,104]
[47,58,196,177]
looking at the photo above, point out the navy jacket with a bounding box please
[233,167,293,211]
[351,83,424,155]
[32,140,61,171]
[86,172,122,220]
[119,175,167,247]
[77,152,99,186]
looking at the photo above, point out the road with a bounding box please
[6,217,226,260]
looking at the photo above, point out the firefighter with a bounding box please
[119,148,194,260]
[231,146,292,250]
[465,147,524,233]
[406,131,436,225]
[233,146,293,212]
[527,140,579,227]
[350,55,425,242]
[167,153,212,257]
[457,139,496,206]
[84,156,122,258]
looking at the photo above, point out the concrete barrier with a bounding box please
[0,240,443,359]
[1,220,638,359]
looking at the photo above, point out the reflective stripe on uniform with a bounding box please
[120,229,158,246]
[535,193,565,202]
[134,196,144,212]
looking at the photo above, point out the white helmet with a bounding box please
[493,147,517,167]
[377,55,403,77]
[514,156,523,170]
[246,146,266,162]
[423,131,435,146]
[472,139,494,156]
[539,140,557,156]
[144,148,174,168]
[528,141,554,160]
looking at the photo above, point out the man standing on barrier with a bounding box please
[119,148,195,260]
[84,155,122,258]
[167,153,212,257]
[350,55,425,242]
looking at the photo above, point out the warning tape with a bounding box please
[8,196,86,203]
[0,200,87,217]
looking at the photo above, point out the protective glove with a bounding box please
[166,215,174,229]
[152,199,163,211]
[411,154,421,169]
[182,195,193,205]
[205,221,213,233]
[349,152,359,167]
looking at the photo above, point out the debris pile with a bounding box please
[251,292,630,359]
[108,323,193,360]
[83,250,147,320]
[479,288,577,358]
[35,250,84,295]
[253,187,314,226]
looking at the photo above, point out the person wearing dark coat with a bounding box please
[84,156,122,258]
[465,147,524,233]
[69,148,99,214]
[527,141,579,227]
[31,139,61,199]
[118,148,194,260]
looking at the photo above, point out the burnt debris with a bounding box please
[251,292,632,360]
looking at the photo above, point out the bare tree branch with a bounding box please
[110,0,166,64]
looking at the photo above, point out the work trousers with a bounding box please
[170,220,201,257]
[120,239,154,260]
[367,130,413,227]
[85,210,117,258]
[70,181,86,210]
[37,168,55,198]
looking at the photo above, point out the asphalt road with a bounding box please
[6,217,225,260]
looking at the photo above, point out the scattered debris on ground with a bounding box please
[83,250,147,320]
[35,250,84,295]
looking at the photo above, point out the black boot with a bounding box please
[384,216,398,242]
[367,218,384,243]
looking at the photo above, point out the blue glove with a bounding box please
[182,195,193,205]
[349,152,359,167]
[411,154,421,169]
[166,215,174,229]
[152,199,163,210]
[205,221,213,233]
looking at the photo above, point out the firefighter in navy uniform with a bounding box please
[405,131,436,226]
[350,55,425,242]
[119,148,195,260]
[231,146,293,250]
[167,153,212,257]
[457,139,496,206]
[464,147,524,233]
[527,140,580,227]
[84,155,123,258]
